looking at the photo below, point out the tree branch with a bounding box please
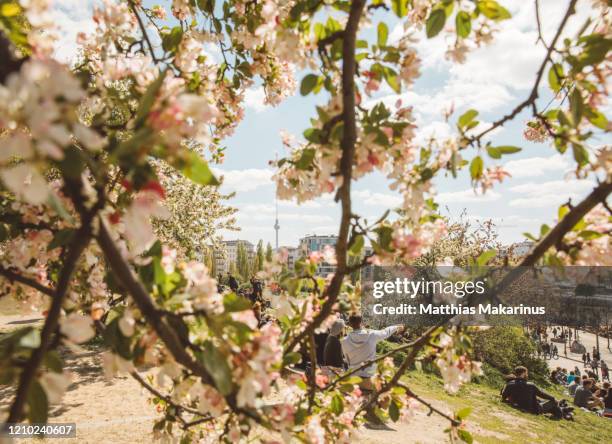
[397,383,461,427]
[284,0,367,355]
[96,219,214,386]
[4,217,94,424]
[0,266,55,297]
[470,0,577,143]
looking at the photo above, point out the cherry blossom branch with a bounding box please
[499,178,611,275]
[396,383,461,427]
[4,199,97,424]
[96,219,268,427]
[96,219,214,385]
[284,0,367,356]
[130,371,211,424]
[469,0,577,144]
[129,1,159,64]
[0,266,55,297]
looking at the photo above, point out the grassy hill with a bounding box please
[401,371,612,444]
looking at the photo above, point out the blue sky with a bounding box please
[50,0,609,248]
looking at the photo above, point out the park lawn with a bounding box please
[402,371,612,444]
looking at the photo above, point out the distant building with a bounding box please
[299,234,338,276]
[215,240,254,274]
[276,246,300,270]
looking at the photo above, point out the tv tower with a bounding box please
[273,152,280,249]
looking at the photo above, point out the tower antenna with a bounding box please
[274,152,280,249]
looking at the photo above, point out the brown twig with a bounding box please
[4,183,98,424]
[397,383,461,427]
[470,0,577,144]
[0,266,55,297]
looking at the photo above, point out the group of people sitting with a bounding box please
[501,365,612,420]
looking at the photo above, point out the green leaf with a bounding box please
[391,0,408,17]
[384,68,401,93]
[458,109,478,129]
[201,341,233,396]
[300,74,319,96]
[458,429,474,444]
[540,224,550,236]
[547,64,564,93]
[496,145,522,154]
[182,151,220,186]
[426,9,447,38]
[1,3,21,17]
[349,235,365,256]
[377,22,389,47]
[223,292,253,312]
[486,146,500,159]
[27,381,49,424]
[283,352,302,366]
[135,70,167,128]
[578,230,603,240]
[331,394,344,414]
[476,249,496,266]
[558,204,570,221]
[48,193,75,224]
[47,229,75,251]
[389,400,400,422]
[572,143,589,166]
[569,88,584,126]
[161,26,183,53]
[295,148,316,170]
[477,1,511,20]
[456,407,472,420]
[470,156,484,179]
[584,107,608,130]
[456,11,471,38]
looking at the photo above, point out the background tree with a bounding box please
[265,242,273,262]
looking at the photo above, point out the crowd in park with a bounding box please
[500,324,612,421]
[218,281,612,425]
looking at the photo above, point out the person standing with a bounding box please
[341,314,405,428]
[341,315,404,385]
[602,360,609,382]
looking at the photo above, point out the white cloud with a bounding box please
[353,190,402,207]
[508,179,595,208]
[504,154,570,178]
[51,0,95,63]
[438,189,501,204]
[214,168,273,192]
[244,87,268,113]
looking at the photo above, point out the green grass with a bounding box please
[402,371,612,444]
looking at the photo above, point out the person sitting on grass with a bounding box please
[501,366,562,419]
[566,371,577,385]
[568,375,580,396]
[573,378,604,410]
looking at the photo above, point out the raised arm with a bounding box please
[371,325,404,342]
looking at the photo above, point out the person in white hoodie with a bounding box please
[341,314,405,388]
